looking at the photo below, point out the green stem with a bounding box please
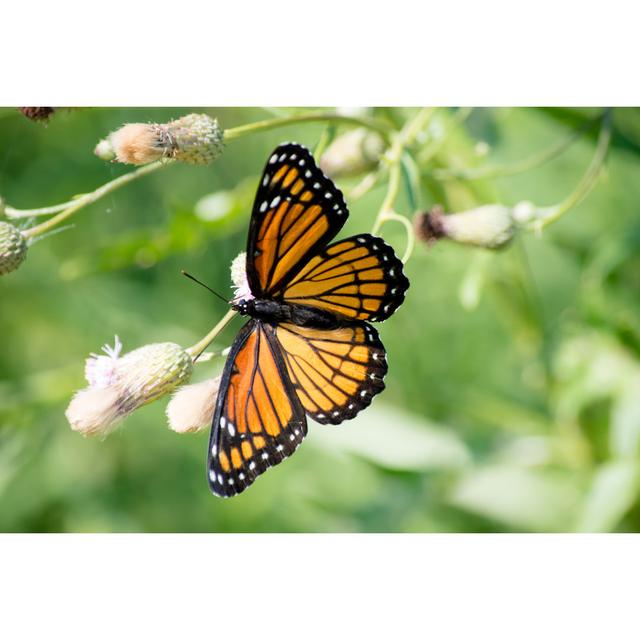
[22,160,170,239]
[224,111,394,143]
[186,308,237,359]
[349,170,380,201]
[375,210,415,263]
[431,115,598,181]
[529,108,613,230]
[373,108,434,237]
[313,124,336,159]
[5,197,88,219]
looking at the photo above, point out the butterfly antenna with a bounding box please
[181,270,230,305]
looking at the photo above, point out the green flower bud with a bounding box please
[0,221,28,275]
[415,204,516,249]
[319,128,384,178]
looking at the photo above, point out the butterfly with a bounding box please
[207,142,409,497]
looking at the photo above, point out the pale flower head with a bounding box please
[230,251,253,302]
[166,376,221,434]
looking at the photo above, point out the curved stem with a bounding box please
[530,108,613,230]
[374,211,415,263]
[22,160,170,239]
[224,111,394,143]
[349,170,380,201]
[5,197,88,219]
[186,308,237,359]
[372,108,434,248]
[431,115,598,181]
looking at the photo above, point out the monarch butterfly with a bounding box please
[208,142,409,497]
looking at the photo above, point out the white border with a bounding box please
[1,1,638,105]
[1,534,638,639]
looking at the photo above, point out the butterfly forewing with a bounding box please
[208,319,307,497]
[246,142,349,298]
[281,233,410,322]
[275,322,388,424]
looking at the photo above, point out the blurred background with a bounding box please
[1,106,639,532]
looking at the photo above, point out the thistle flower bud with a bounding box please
[66,337,194,437]
[166,376,221,434]
[0,221,28,275]
[415,204,516,249]
[96,113,224,166]
[319,128,384,178]
[116,342,193,411]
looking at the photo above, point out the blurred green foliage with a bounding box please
[1,106,639,532]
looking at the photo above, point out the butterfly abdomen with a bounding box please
[236,298,342,330]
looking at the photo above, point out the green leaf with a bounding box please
[458,251,491,310]
[449,466,581,531]
[308,405,471,472]
[611,380,640,459]
[400,151,421,212]
[576,461,640,532]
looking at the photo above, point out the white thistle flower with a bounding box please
[166,376,221,434]
[84,335,122,389]
[230,251,253,302]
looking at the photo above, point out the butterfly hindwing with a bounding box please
[208,319,307,498]
[281,233,410,322]
[274,322,388,425]
[246,142,349,298]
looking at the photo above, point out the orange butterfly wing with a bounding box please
[274,322,388,424]
[281,233,409,322]
[246,143,348,297]
[207,319,306,497]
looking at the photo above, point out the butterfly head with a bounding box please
[232,298,254,316]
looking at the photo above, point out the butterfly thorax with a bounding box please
[233,298,341,330]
